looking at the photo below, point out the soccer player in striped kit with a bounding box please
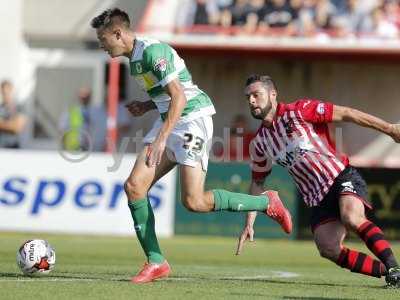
[236,74,400,287]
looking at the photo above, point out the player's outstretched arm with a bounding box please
[332,105,400,143]
[147,79,187,167]
[236,178,265,255]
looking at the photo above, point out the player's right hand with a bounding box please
[236,225,255,255]
[125,101,148,117]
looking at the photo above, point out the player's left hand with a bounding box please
[146,137,166,167]
[390,124,400,143]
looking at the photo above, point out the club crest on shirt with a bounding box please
[154,58,168,72]
[316,103,325,115]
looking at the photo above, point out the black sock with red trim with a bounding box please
[357,220,398,271]
[336,247,386,278]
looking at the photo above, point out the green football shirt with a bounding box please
[130,37,215,122]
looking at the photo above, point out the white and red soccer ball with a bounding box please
[16,239,56,275]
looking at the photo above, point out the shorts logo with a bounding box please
[154,58,168,72]
[341,181,355,193]
[316,103,325,115]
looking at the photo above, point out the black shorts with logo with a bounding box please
[310,166,372,232]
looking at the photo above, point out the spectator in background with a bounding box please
[215,0,255,32]
[193,0,220,25]
[59,87,106,152]
[297,0,336,37]
[230,0,253,26]
[315,0,337,29]
[383,0,400,29]
[301,0,336,29]
[176,0,220,32]
[241,0,265,34]
[213,0,234,29]
[258,0,299,35]
[219,6,234,28]
[0,80,27,149]
[367,5,399,38]
[331,0,368,36]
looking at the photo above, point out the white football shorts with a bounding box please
[143,116,213,171]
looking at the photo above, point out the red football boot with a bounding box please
[264,190,293,234]
[131,261,171,284]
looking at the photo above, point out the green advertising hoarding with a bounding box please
[174,162,298,239]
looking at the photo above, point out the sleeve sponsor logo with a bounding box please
[316,103,325,115]
[154,58,168,72]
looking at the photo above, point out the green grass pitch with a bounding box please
[1,232,399,299]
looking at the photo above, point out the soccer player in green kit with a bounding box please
[91,8,292,284]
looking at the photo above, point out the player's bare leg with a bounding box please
[125,145,176,284]
[179,163,292,233]
[339,195,400,287]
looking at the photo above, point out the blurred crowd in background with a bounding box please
[177,0,400,39]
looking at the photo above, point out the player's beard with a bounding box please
[251,101,272,120]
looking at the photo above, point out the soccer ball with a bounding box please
[16,239,56,275]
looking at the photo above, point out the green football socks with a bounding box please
[128,198,165,264]
[212,189,269,212]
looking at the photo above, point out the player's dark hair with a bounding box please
[245,74,277,91]
[91,8,130,29]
